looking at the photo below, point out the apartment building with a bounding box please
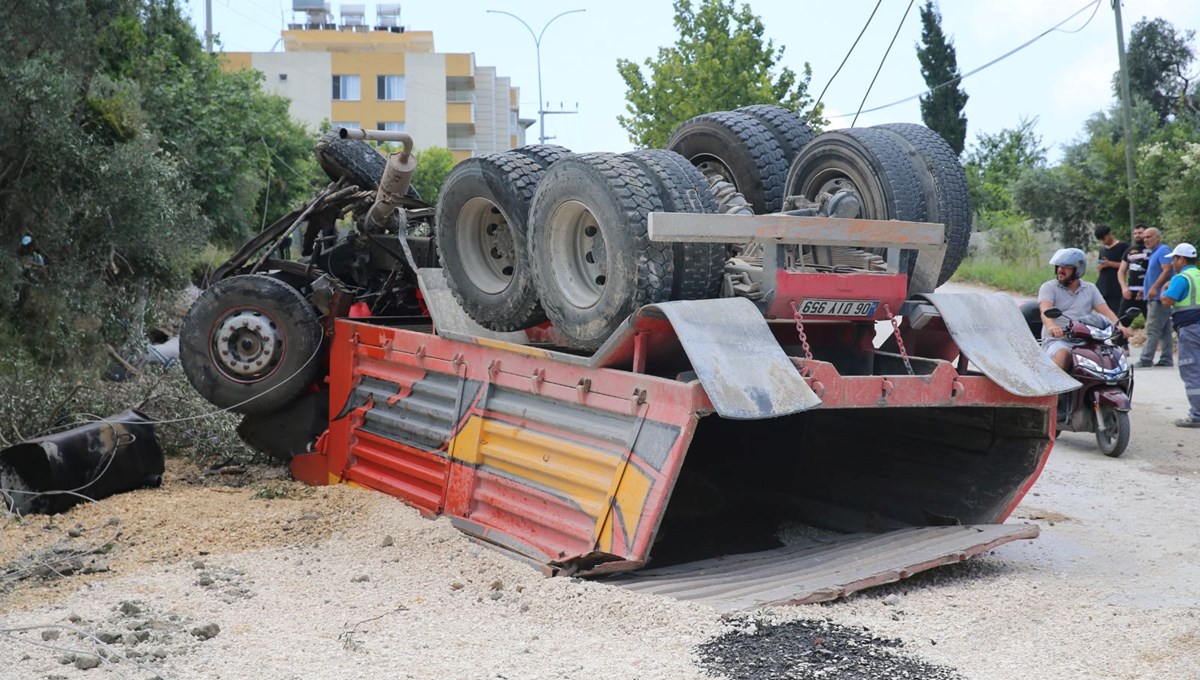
[220,4,531,161]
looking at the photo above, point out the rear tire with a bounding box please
[736,105,816,168]
[314,130,386,190]
[512,144,573,168]
[786,128,928,288]
[528,153,673,350]
[1097,407,1131,457]
[435,153,546,331]
[667,111,789,214]
[624,149,726,300]
[873,123,972,286]
[180,275,323,415]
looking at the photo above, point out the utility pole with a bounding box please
[1112,0,1137,232]
[487,9,585,144]
[205,0,213,53]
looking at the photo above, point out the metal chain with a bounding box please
[883,303,914,376]
[789,301,814,361]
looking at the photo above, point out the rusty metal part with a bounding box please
[648,212,945,249]
[209,183,366,284]
[366,150,418,230]
[788,301,814,361]
[339,127,413,157]
[916,292,1079,397]
[883,303,914,376]
[611,523,1039,611]
[0,411,164,515]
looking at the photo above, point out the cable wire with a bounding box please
[815,0,884,109]
[852,0,917,127]
[832,0,1102,119]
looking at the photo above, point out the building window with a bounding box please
[377,75,405,101]
[279,73,288,82]
[376,122,406,132]
[332,75,360,101]
[331,121,360,130]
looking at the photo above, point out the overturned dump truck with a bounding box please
[180,110,1078,609]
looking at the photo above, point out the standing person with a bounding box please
[1139,227,1175,367]
[1160,243,1200,428]
[1119,223,1149,319]
[1093,224,1128,313]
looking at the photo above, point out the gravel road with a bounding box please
[2,284,1198,679]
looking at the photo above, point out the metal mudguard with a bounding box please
[915,292,1079,397]
[418,269,820,420]
[590,298,822,420]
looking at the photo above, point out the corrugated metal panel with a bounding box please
[610,524,1038,612]
[355,374,466,450]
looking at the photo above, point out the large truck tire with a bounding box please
[735,104,816,168]
[180,274,323,415]
[873,123,972,285]
[512,144,573,168]
[785,128,928,289]
[314,130,422,199]
[667,111,789,214]
[624,149,726,300]
[314,130,386,190]
[528,153,673,350]
[435,153,546,331]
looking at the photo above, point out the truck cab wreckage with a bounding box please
[180,112,1077,610]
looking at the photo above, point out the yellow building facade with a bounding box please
[222,26,530,162]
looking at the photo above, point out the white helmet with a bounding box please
[1049,247,1087,281]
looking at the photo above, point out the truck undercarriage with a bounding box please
[179,112,1077,608]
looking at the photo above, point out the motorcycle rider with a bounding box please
[1039,248,1130,371]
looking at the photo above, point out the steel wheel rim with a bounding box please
[457,197,516,295]
[547,199,607,309]
[213,309,283,381]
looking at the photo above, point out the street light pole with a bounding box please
[487,9,585,144]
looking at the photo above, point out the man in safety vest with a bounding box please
[1161,242,1200,428]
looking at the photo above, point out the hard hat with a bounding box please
[1170,242,1197,258]
[20,235,32,246]
[1049,247,1087,280]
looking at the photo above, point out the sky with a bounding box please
[183,0,1200,162]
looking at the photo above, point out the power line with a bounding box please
[852,0,916,127]
[831,0,1103,119]
[815,0,884,110]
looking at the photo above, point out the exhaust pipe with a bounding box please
[338,128,418,229]
[0,411,164,515]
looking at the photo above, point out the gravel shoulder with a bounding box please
[2,283,1198,679]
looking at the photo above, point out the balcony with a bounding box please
[446,101,475,126]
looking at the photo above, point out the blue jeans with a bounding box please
[1141,300,1174,364]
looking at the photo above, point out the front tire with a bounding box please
[1096,407,1131,457]
[528,153,672,350]
[180,275,323,415]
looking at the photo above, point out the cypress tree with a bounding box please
[916,1,968,155]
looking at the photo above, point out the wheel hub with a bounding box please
[459,199,517,294]
[214,310,281,378]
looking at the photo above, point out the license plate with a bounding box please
[798,299,880,317]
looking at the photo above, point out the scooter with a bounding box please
[1019,302,1141,457]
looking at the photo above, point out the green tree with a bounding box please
[963,117,1046,216]
[1116,17,1195,124]
[916,1,969,155]
[0,0,320,367]
[616,0,820,149]
[410,147,456,205]
[1011,166,1093,249]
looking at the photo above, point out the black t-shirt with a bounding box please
[1123,240,1148,290]
[1097,240,1129,299]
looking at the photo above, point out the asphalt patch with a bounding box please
[697,617,960,679]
